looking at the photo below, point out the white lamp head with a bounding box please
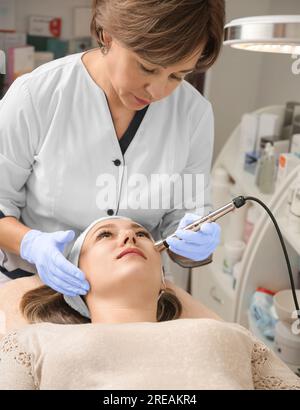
[224,15,300,55]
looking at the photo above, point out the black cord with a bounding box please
[239,196,300,320]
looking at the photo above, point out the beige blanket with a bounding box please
[1,319,300,389]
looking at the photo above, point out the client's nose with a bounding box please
[123,232,137,245]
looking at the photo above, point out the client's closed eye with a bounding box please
[136,231,151,238]
[96,230,151,240]
[96,230,112,239]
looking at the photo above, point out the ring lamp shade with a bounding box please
[224,15,300,55]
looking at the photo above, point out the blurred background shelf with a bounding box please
[221,158,273,205]
[277,216,300,255]
[192,105,300,330]
[210,245,235,300]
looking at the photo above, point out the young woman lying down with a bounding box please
[0,216,299,390]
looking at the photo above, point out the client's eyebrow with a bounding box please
[92,223,148,238]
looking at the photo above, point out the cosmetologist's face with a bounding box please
[105,36,204,110]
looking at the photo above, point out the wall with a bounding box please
[206,0,300,162]
[205,0,272,162]
[257,0,300,108]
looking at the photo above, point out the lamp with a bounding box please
[224,15,300,55]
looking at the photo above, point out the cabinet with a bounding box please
[191,105,300,327]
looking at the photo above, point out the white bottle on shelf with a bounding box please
[223,241,246,276]
[255,143,276,194]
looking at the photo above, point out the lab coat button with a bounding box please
[107,209,114,216]
[113,159,121,166]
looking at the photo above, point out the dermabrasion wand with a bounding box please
[154,196,246,252]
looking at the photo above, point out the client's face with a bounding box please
[78,219,162,300]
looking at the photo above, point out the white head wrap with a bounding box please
[64,215,146,318]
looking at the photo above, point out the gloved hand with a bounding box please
[20,229,90,296]
[166,213,221,261]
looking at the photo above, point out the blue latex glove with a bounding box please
[166,213,221,261]
[20,229,90,296]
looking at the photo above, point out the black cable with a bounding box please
[238,196,300,320]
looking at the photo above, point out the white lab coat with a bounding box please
[0,52,214,273]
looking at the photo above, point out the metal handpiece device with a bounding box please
[154,196,246,253]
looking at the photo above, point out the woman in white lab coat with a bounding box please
[0,0,225,296]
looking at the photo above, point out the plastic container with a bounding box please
[223,240,246,275]
[249,287,277,341]
[255,142,276,194]
[290,133,300,158]
[255,113,281,153]
[273,289,300,324]
[274,321,300,366]
[276,153,300,188]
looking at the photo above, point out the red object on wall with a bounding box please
[49,18,62,38]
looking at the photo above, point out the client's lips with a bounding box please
[117,247,146,259]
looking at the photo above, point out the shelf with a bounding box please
[277,216,300,255]
[221,156,273,205]
[208,106,300,325]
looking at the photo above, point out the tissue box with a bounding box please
[28,16,62,38]
[244,151,260,175]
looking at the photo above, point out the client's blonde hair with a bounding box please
[20,285,182,324]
